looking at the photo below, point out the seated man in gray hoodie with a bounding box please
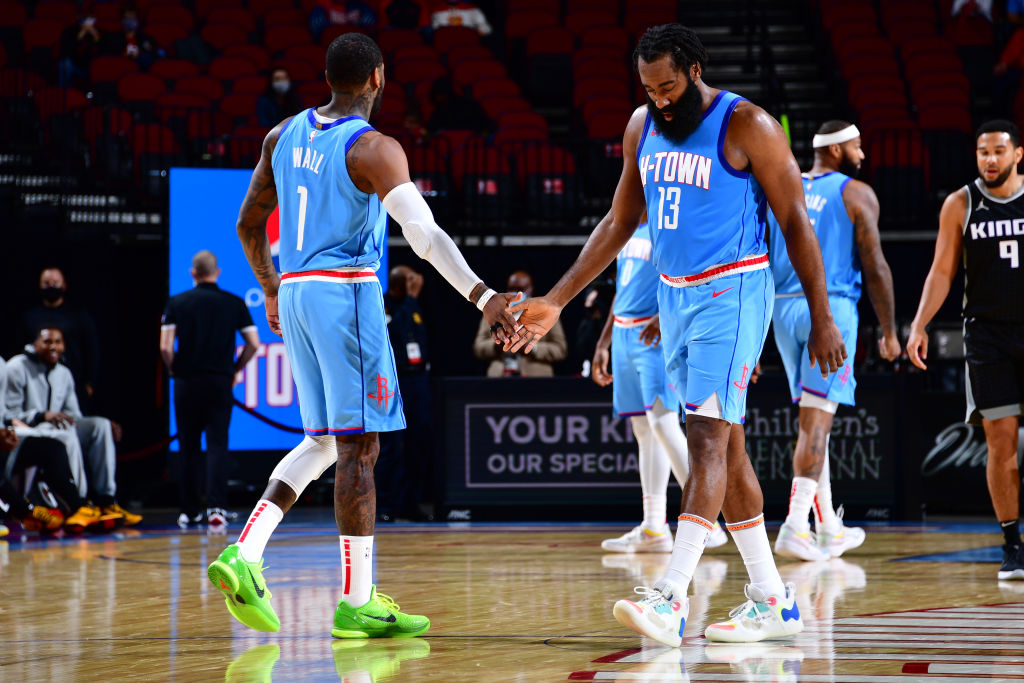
[4,326,142,525]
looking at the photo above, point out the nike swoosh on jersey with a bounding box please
[712,287,734,297]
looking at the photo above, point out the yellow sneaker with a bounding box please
[0,523,8,538]
[102,503,142,526]
[65,505,124,534]
[21,506,65,533]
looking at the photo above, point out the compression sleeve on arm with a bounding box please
[382,182,482,299]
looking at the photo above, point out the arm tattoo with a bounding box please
[237,130,282,294]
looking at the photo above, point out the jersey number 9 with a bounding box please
[1000,239,1019,269]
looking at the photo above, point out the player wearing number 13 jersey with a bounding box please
[209,34,518,640]
[508,25,846,645]
[908,120,1024,582]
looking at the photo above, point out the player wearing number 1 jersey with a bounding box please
[509,24,846,646]
[207,33,519,637]
[908,120,1024,582]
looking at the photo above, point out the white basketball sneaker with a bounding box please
[774,521,830,562]
[602,525,673,553]
[612,582,689,647]
[704,583,803,643]
[707,522,729,549]
[816,506,865,558]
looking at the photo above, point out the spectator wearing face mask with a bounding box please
[257,68,305,128]
[17,267,100,412]
[102,7,162,70]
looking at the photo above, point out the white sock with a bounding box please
[646,400,690,485]
[235,499,284,562]
[814,436,840,533]
[340,535,374,607]
[661,513,712,598]
[632,416,669,530]
[784,477,818,533]
[727,514,786,597]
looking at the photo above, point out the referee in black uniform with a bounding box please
[160,250,259,528]
[908,120,1024,581]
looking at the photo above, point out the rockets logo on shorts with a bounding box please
[368,374,395,410]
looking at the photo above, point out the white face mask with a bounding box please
[272,80,290,95]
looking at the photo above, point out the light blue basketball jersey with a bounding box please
[271,109,385,273]
[613,222,659,318]
[636,91,768,277]
[768,171,861,300]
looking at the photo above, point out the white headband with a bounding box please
[812,124,860,148]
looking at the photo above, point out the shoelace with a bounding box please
[727,586,777,625]
[632,585,671,606]
[376,592,401,612]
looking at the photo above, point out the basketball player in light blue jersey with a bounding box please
[207,34,520,638]
[593,219,728,553]
[768,122,900,563]
[510,24,846,646]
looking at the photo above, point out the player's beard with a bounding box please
[646,73,704,145]
[839,153,860,179]
[981,162,1014,189]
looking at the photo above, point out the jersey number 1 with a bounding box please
[296,185,309,250]
[1000,239,1019,269]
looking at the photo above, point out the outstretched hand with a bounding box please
[484,292,524,345]
[807,319,848,378]
[503,296,562,354]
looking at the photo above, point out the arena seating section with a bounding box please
[0,0,996,233]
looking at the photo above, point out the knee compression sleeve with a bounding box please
[646,400,690,484]
[269,436,337,495]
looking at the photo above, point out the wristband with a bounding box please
[475,288,497,311]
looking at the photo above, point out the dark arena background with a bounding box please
[3,0,1024,681]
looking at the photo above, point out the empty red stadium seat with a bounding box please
[145,22,191,49]
[566,10,617,35]
[0,68,46,96]
[580,26,630,53]
[447,44,492,68]
[223,44,272,71]
[270,58,320,83]
[33,86,88,119]
[220,93,259,119]
[298,81,328,108]
[33,0,77,24]
[472,77,522,100]
[506,11,557,39]
[450,142,511,189]
[575,59,629,81]
[175,74,226,100]
[155,92,211,110]
[625,7,676,37]
[497,111,549,135]
[229,125,270,167]
[574,77,630,107]
[209,56,259,81]
[118,73,167,102]
[479,95,532,119]
[232,75,268,95]
[285,44,327,69]
[917,104,972,133]
[587,110,629,139]
[200,24,249,51]
[146,5,195,31]
[493,127,547,146]
[394,60,446,86]
[23,19,66,56]
[526,27,573,56]
[393,44,442,65]
[0,0,27,27]
[205,7,256,33]
[250,0,287,16]
[263,8,307,27]
[265,25,314,54]
[453,61,507,90]
[433,26,480,53]
[149,59,200,81]
[82,105,133,146]
[582,96,634,126]
[195,0,243,20]
[377,29,423,54]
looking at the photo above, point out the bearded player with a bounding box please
[908,120,1024,581]
[768,121,900,562]
[509,24,846,646]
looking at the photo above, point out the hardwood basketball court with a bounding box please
[2,520,1022,681]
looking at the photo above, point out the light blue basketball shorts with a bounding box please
[657,266,773,425]
[772,294,858,406]
[611,316,680,417]
[279,271,406,435]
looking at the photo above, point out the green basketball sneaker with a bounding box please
[207,545,281,632]
[331,585,430,639]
